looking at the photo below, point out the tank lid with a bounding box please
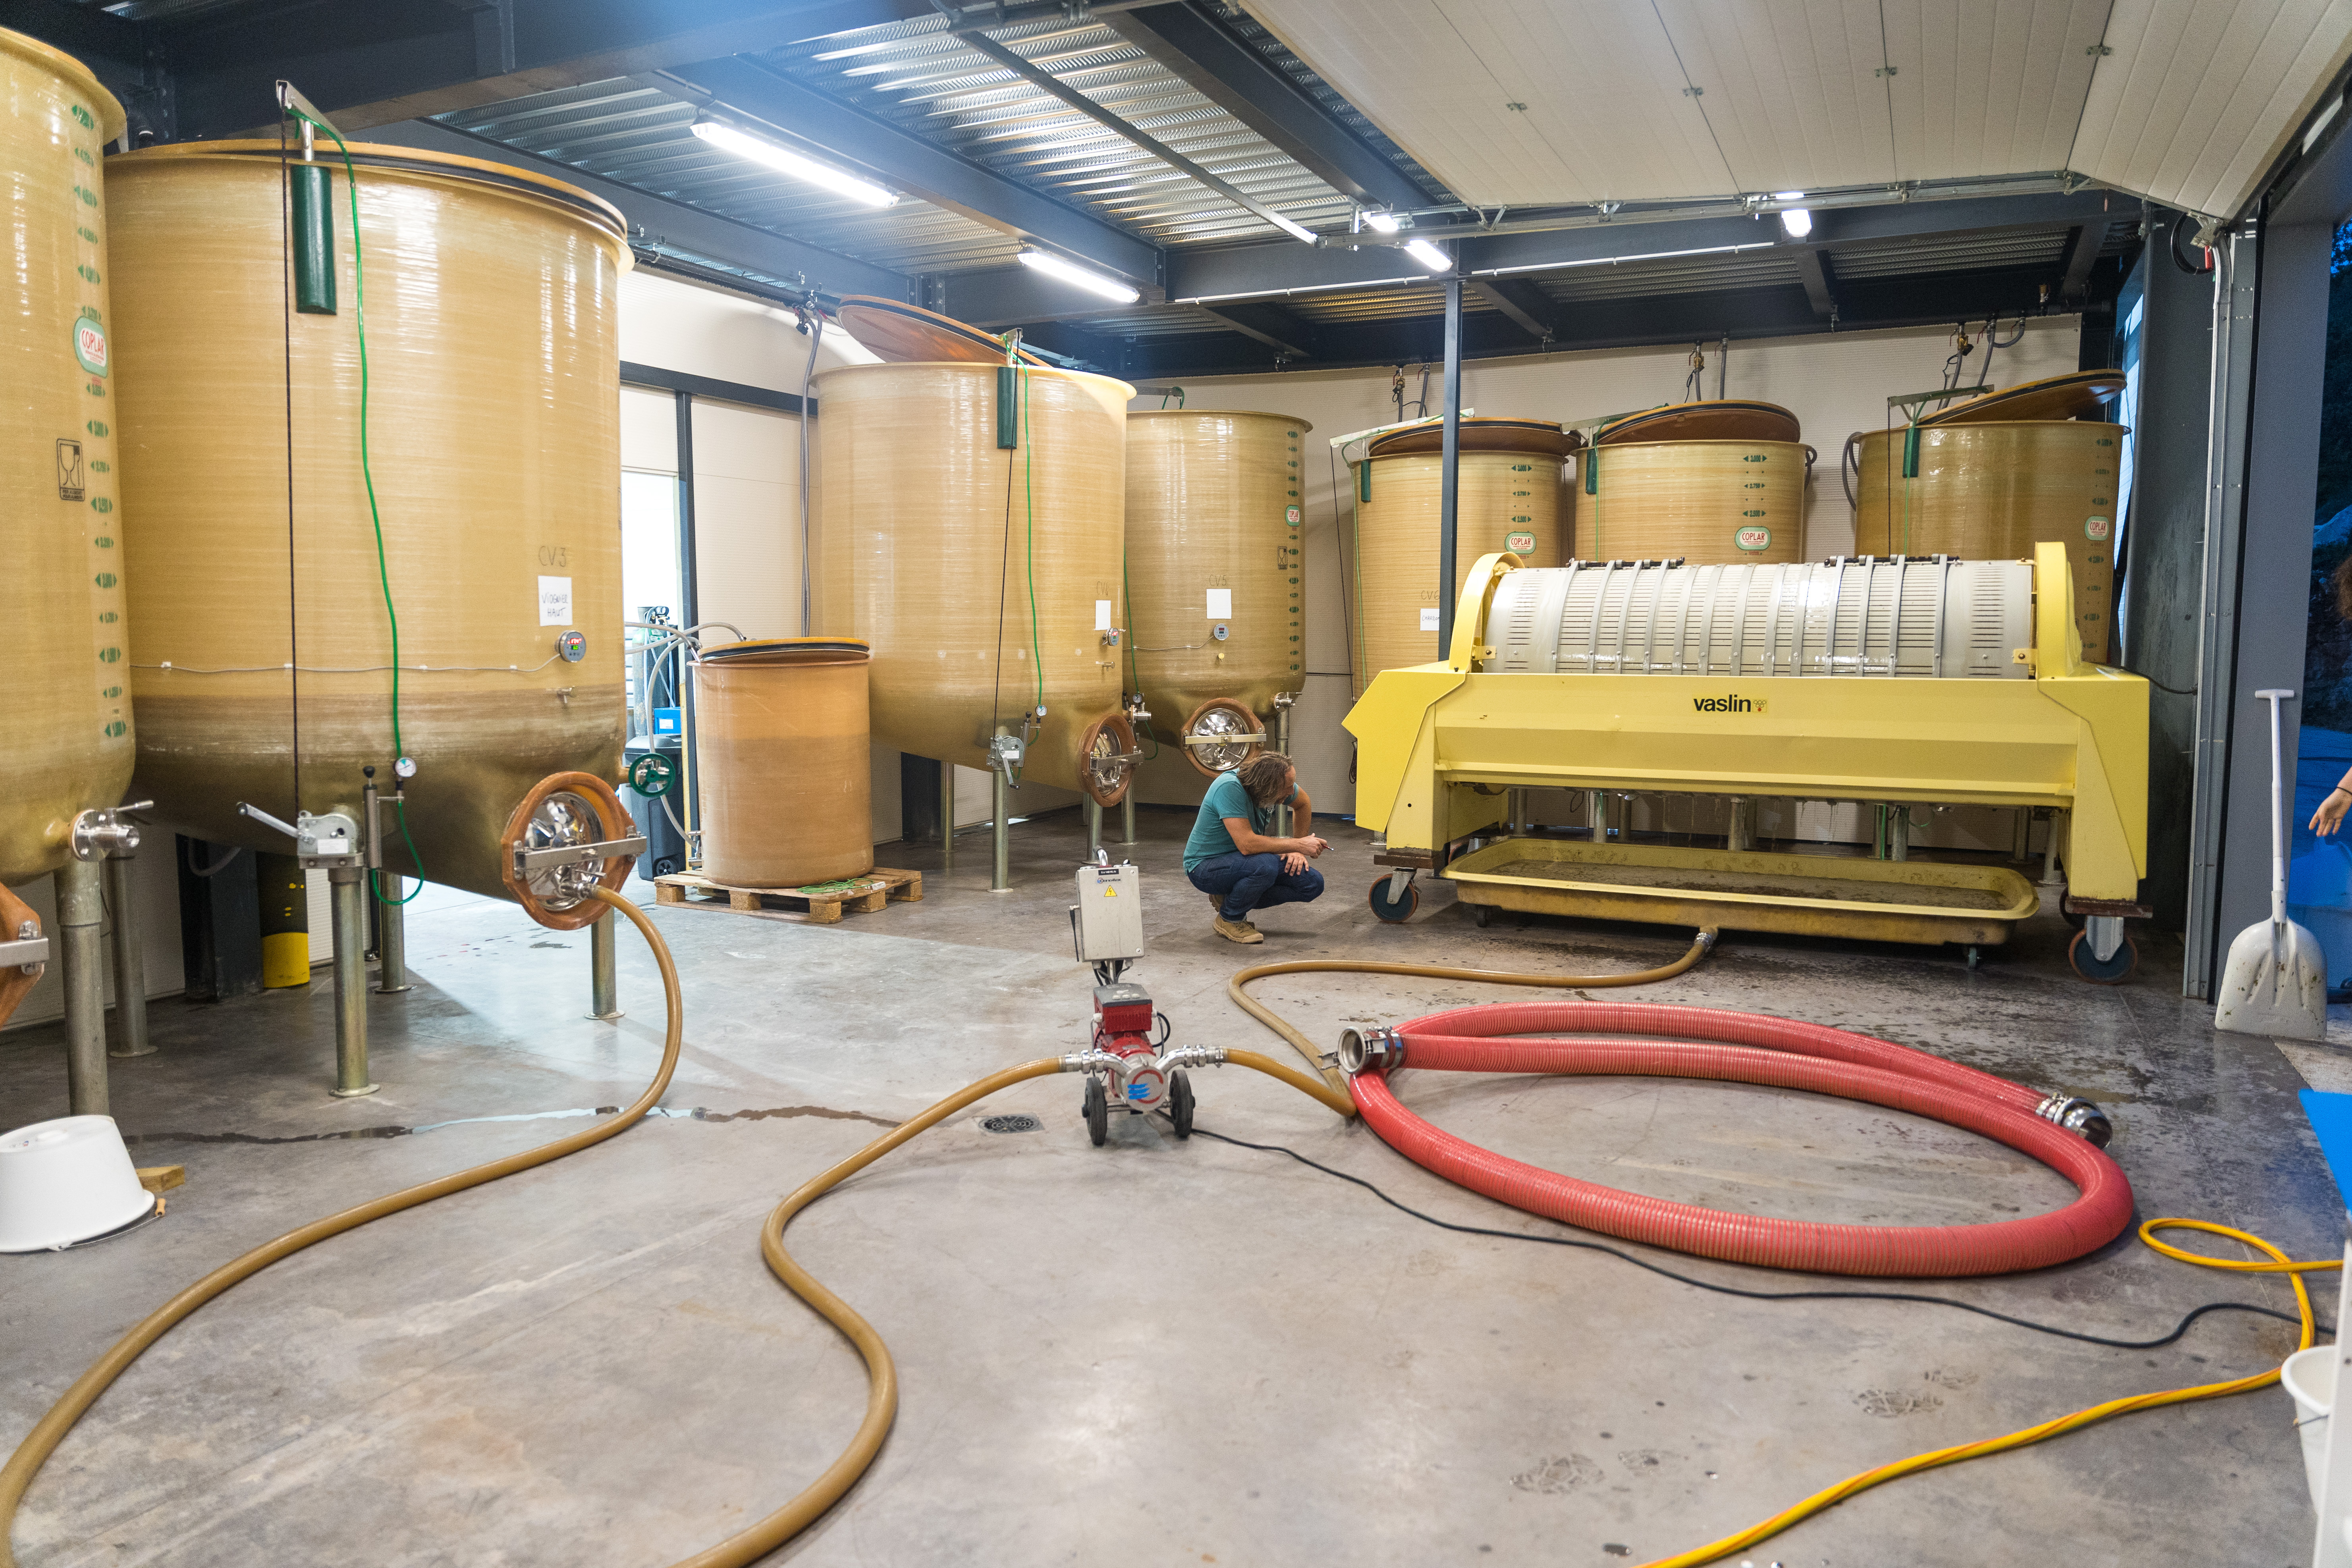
[1914,368,2128,427]
[1128,409,1316,433]
[701,637,871,664]
[1370,416,1579,458]
[2,27,126,143]
[1594,400,1799,446]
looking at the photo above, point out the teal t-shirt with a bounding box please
[1185,772,1277,870]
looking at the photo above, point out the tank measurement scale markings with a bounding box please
[66,94,123,744]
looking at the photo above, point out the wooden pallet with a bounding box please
[653,867,923,924]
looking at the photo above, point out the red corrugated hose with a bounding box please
[1349,1000,2133,1277]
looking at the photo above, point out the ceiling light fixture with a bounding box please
[1774,190,1812,238]
[1362,210,1401,234]
[1403,237,1451,272]
[691,118,899,208]
[1017,248,1141,304]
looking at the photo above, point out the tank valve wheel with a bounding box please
[1368,874,1419,924]
[1082,1076,1109,1147]
[1167,1070,1195,1139]
[627,752,676,798]
[1179,698,1266,779]
[499,771,644,932]
[1076,713,1139,807]
[2066,928,2137,986]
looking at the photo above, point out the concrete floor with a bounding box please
[1,807,2342,1566]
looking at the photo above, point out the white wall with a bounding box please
[1129,317,2083,819]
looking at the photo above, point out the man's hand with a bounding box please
[1298,834,1329,859]
[2315,787,2352,838]
[1281,851,1308,875]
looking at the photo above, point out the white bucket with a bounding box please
[0,1115,154,1253]
[2286,1344,2338,1508]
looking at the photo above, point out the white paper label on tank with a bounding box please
[538,575,574,627]
[1095,600,1113,631]
[1420,607,1440,631]
[1206,588,1233,619]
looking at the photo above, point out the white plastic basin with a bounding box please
[0,1115,154,1252]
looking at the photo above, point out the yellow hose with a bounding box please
[1636,1218,2329,1567]
[0,886,683,1568]
[1227,927,1719,1095]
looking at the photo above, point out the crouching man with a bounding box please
[1182,751,1328,944]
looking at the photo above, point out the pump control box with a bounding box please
[1071,860,1142,962]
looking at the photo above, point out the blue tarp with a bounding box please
[2290,725,2352,997]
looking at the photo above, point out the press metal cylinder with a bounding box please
[0,31,132,887]
[1575,440,1810,566]
[814,361,1133,793]
[1480,557,2034,679]
[1123,409,1311,739]
[1854,422,2122,659]
[104,141,632,900]
[695,639,874,887]
[1348,444,1568,695]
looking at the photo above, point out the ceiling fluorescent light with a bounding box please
[1362,210,1401,234]
[691,119,898,208]
[1018,248,1141,304]
[1403,237,1451,272]
[1773,190,1811,238]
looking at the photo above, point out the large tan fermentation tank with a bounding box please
[1855,422,2123,660]
[1125,410,1310,774]
[106,142,630,899]
[1347,427,1570,696]
[1576,441,1810,565]
[816,361,1136,800]
[696,639,873,887]
[0,32,131,887]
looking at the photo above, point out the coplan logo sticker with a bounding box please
[1691,693,1769,714]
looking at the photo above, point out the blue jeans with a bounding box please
[1187,852,1325,922]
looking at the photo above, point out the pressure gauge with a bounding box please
[1211,623,1230,642]
[557,629,587,662]
[393,756,418,779]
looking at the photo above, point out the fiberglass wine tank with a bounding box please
[1347,417,1574,697]
[1124,410,1311,774]
[815,361,1137,803]
[1574,400,1809,568]
[0,30,132,887]
[105,141,630,899]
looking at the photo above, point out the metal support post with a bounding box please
[103,853,152,1059]
[588,908,620,1021]
[2043,810,2063,886]
[2012,806,2033,862]
[375,876,411,993]
[991,763,1011,892]
[1729,798,1756,854]
[1890,806,1910,861]
[1272,693,1297,836]
[1120,792,1136,846]
[58,857,108,1115]
[1436,275,1464,658]
[1086,797,1102,858]
[1588,790,1607,842]
[328,867,376,1097]
[941,757,956,872]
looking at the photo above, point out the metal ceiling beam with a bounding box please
[363,118,915,299]
[1468,277,1561,340]
[2058,220,2110,304]
[659,54,1165,287]
[1195,301,1326,359]
[1793,249,1839,318]
[1106,2,1428,212]
[944,18,1318,245]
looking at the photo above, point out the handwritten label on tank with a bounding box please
[1206,588,1233,619]
[1735,526,1772,552]
[56,440,83,501]
[72,320,107,376]
[2085,516,2111,541]
[538,575,574,627]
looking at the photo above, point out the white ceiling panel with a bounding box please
[2070,0,2352,216]
[1881,0,2112,180]
[1653,0,1897,191]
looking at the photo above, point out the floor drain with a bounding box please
[980,1113,1042,1134]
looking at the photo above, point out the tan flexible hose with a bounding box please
[0,887,682,1568]
[1227,927,1720,1096]
[1224,1047,1360,1117]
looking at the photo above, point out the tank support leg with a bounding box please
[1119,792,1136,847]
[2012,806,2033,862]
[1086,797,1102,859]
[104,853,152,1059]
[588,909,621,1021]
[1890,806,1910,862]
[941,758,956,873]
[58,857,108,1115]
[991,766,1011,893]
[1508,788,1528,839]
[1729,797,1756,854]
[1273,694,1296,837]
[329,868,377,1099]
[375,875,412,994]
[1588,791,1608,843]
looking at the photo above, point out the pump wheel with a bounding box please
[1369,876,1419,924]
[2068,930,2137,986]
[1168,1070,1194,1139]
[1470,903,1492,928]
[1083,1077,1109,1146]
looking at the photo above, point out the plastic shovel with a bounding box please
[2215,689,2330,1040]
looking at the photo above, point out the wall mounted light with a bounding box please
[1403,237,1451,271]
[1775,191,1812,238]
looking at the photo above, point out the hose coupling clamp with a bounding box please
[1694,928,1719,951]
[70,802,150,862]
[1154,1045,1225,1073]
[2036,1093,2113,1148]
[1059,1050,1123,1077]
[1337,1025,1403,1076]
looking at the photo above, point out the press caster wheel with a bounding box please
[1168,1069,1194,1140]
[1470,903,1492,929]
[1083,1077,1108,1146]
[1369,878,1419,924]
[2068,930,2138,986]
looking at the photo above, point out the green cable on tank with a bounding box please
[288,108,425,906]
[1021,365,1042,712]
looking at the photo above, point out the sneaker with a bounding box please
[1213,915,1265,945]
[1208,893,1225,913]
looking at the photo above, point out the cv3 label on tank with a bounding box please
[1735,525,1771,552]
[72,319,107,376]
[2085,516,2111,541]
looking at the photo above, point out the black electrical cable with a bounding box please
[1184,1124,2324,1351]
[2171,218,2215,276]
